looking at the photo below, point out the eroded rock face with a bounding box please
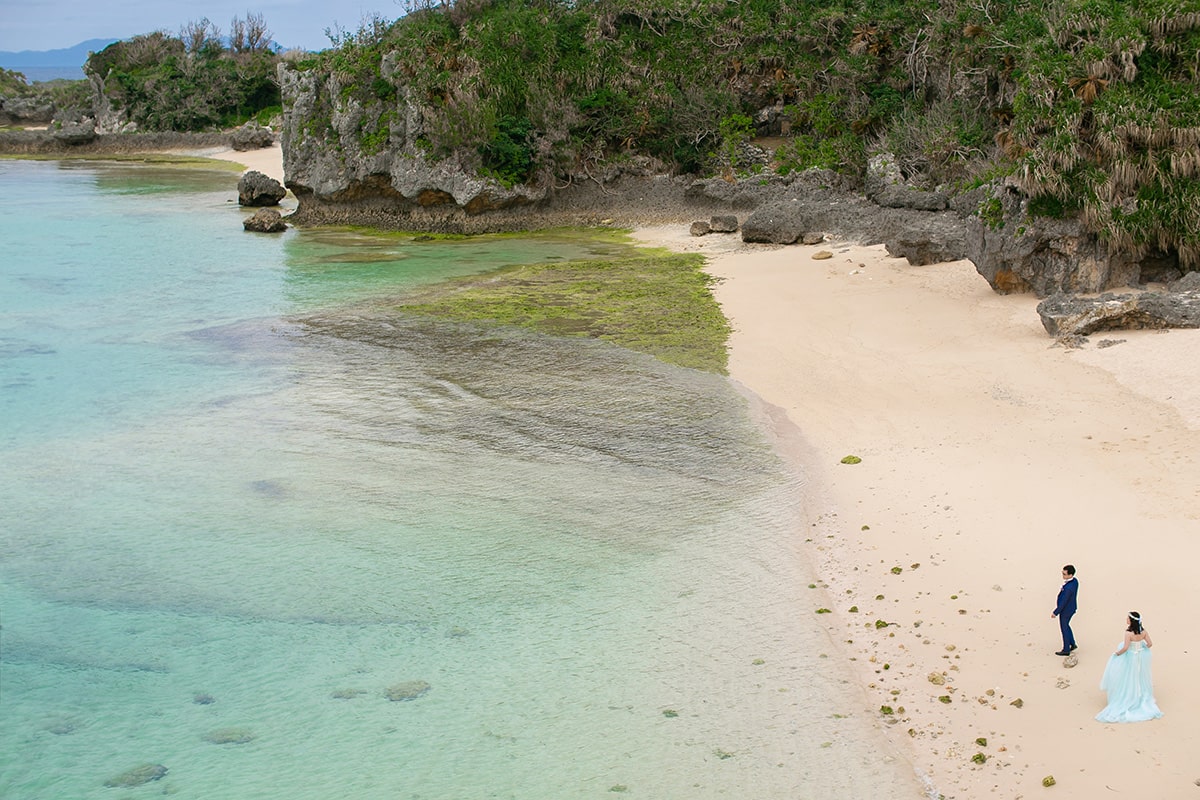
[1036,288,1200,337]
[238,170,286,206]
[1,96,55,125]
[884,217,969,266]
[243,208,287,233]
[709,214,738,233]
[741,201,819,244]
[51,121,97,145]
[964,183,1152,297]
[230,122,274,151]
[278,64,544,224]
[865,152,948,211]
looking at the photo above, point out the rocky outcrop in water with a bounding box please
[238,170,285,206]
[384,680,431,701]
[103,763,167,788]
[243,208,287,233]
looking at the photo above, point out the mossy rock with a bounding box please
[971,752,987,764]
[103,763,167,788]
[204,727,256,745]
[840,455,862,464]
[385,680,432,702]
[1042,775,1056,787]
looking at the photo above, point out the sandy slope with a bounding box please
[206,142,285,183]
[634,225,1200,799]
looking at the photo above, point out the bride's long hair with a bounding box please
[1127,612,1143,634]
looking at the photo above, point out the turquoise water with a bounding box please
[0,160,917,798]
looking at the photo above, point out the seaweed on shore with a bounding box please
[394,250,731,374]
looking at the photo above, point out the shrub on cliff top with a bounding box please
[292,0,1199,262]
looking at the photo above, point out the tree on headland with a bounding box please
[86,16,281,132]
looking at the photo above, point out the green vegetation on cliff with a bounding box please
[292,0,1200,265]
[85,15,281,131]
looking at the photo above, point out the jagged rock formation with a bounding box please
[1037,284,1200,337]
[229,121,274,151]
[51,121,97,145]
[238,170,285,206]
[865,153,949,212]
[0,96,55,126]
[279,65,546,229]
[965,182,1185,297]
[243,208,287,233]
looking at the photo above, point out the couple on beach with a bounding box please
[1053,564,1163,723]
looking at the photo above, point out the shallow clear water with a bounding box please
[0,160,916,798]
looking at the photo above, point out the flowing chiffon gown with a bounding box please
[1096,640,1163,722]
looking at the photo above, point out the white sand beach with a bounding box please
[204,140,1199,794]
[635,225,1200,798]
[206,142,285,183]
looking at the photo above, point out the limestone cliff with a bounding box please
[279,60,546,230]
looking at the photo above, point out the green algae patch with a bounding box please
[0,153,242,171]
[395,252,731,374]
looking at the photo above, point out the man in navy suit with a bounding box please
[1051,564,1078,656]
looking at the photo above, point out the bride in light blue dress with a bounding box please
[1096,611,1162,723]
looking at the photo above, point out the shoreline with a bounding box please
[14,140,1198,794]
[633,225,1200,798]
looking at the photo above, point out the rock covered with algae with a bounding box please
[103,763,167,787]
[204,727,256,745]
[385,680,431,702]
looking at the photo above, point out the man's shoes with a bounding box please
[1069,644,1078,651]
[1055,650,1071,656]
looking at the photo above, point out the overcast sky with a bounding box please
[0,0,399,53]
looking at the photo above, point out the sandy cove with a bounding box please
[210,141,1199,795]
[634,225,1200,798]
[205,142,285,183]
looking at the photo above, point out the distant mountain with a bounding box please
[0,38,117,81]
